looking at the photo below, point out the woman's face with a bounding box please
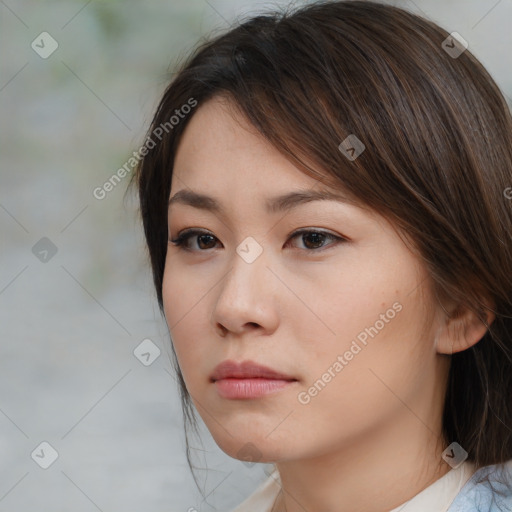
[163,95,449,463]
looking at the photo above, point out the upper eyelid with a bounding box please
[171,227,342,239]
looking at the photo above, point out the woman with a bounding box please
[131,1,512,510]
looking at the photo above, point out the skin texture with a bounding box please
[162,96,493,512]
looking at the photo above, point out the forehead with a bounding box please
[173,96,284,178]
[172,96,354,201]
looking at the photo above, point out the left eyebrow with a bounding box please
[168,188,363,215]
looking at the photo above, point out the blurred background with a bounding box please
[1,0,511,511]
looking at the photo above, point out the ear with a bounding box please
[435,298,496,355]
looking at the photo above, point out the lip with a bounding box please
[210,360,297,381]
[210,360,298,400]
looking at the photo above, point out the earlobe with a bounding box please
[435,301,496,355]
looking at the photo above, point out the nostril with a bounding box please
[216,324,228,337]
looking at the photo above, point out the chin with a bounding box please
[211,431,290,464]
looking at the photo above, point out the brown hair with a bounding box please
[130,0,512,485]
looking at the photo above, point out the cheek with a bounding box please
[162,260,209,385]
[292,253,432,399]
[288,300,432,453]
[291,258,406,360]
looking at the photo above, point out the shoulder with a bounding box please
[447,459,512,512]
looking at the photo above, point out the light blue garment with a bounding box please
[447,460,512,512]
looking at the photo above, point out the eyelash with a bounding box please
[168,228,347,253]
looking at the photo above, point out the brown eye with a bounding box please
[169,230,220,251]
[286,229,346,251]
[300,231,328,249]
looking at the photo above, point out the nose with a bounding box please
[211,245,280,337]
